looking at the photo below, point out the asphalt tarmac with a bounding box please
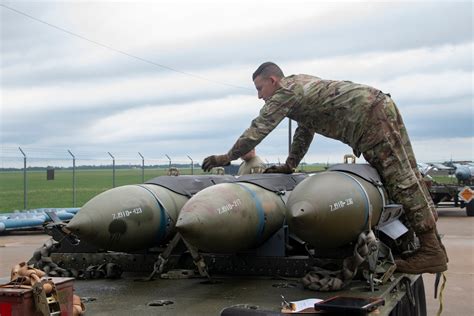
[423,205,474,316]
[0,204,472,315]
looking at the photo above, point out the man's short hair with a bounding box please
[252,62,284,80]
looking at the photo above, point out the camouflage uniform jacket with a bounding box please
[227,74,387,165]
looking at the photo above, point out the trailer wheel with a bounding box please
[466,201,474,217]
[389,276,427,316]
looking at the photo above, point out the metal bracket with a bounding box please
[43,220,80,246]
[33,279,61,316]
[376,204,408,240]
[182,239,211,279]
[403,277,416,307]
[366,239,379,292]
[146,233,182,281]
[364,238,397,292]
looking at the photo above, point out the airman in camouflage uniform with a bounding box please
[237,148,266,175]
[202,62,447,274]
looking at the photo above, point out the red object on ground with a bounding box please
[0,277,74,316]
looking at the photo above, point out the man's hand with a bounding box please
[202,154,231,172]
[264,163,294,174]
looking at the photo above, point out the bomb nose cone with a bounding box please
[289,201,315,220]
[176,201,207,246]
[66,212,95,238]
[175,213,197,233]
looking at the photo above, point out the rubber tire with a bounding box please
[466,201,474,217]
[389,276,427,316]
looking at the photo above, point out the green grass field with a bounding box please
[3,165,446,213]
[0,168,197,212]
[431,175,458,185]
[0,165,328,212]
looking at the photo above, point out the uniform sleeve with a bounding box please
[227,89,296,160]
[287,124,314,168]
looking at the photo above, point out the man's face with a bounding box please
[253,75,279,102]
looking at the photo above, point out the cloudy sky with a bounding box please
[1,0,473,167]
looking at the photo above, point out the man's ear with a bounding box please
[269,75,279,86]
[270,75,281,88]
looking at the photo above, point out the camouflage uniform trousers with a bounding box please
[362,96,436,234]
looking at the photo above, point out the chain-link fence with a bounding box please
[0,148,208,212]
[0,147,326,212]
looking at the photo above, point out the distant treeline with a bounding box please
[0,162,326,172]
[0,164,199,172]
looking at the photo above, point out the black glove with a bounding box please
[263,163,294,174]
[202,154,231,172]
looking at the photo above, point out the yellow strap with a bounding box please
[436,272,447,316]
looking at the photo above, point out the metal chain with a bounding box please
[28,238,121,279]
[301,230,376,291]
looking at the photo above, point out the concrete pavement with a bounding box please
[1,205,472,315]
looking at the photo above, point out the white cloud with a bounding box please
[412,137,474,162]
[2,65,254,118]
[287,43,473,83]
[4,42,472,118]
[1,1,472,167]
[376,70,472,103]
[83,95,259,144]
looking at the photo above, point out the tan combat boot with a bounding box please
[395,229,448,274]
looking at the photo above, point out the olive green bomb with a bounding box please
[176,182,287,253]
[287,171,386,249]
[67,184,188,252]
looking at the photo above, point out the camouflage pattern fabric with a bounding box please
[237,155,266,175]
[227,74,383,161]
[362,96,436,234]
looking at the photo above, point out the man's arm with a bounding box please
[227,88,300,160]
[202,90,297,172]
[227,111,286,160]
[264,124,314,174]
[202,111,284,172]
[287,124,314,168]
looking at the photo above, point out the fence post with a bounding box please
[108,152,115,188]
[138,152,144,183]
[68,150,76,207]
[187,155,194,175]
[18,147,27,209]
[165,154,171,169]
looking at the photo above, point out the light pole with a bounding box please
[108,152,115,188]
[165,154,171,169]
[19,147,27,209]
[138,152,144,183]
[187,155,194,175]
[68,150,76,206]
